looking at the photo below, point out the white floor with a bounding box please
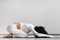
[0,38,60,40]
[0,34,60,40]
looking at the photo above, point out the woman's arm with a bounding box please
[31,25,54,37]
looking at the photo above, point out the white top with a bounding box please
[20,23,34,33]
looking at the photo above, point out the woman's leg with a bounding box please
[3,34,13,38]
[7,25,28,38]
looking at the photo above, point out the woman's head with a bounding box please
[34,26,48,34]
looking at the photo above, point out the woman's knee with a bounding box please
[7,25,14,33]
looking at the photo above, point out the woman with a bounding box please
[4,22,54,38]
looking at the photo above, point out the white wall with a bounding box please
[0,0,60,34]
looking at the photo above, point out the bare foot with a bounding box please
[3,34,13,38]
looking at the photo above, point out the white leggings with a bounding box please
[7,25,28,37]
[7,25,54,38]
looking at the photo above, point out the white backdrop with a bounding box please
[0,0,60,34]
